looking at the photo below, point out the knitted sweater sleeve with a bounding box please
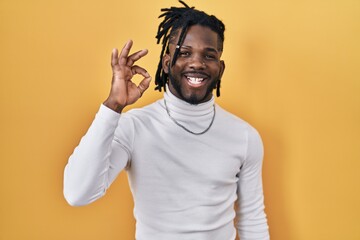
[236,126,270,239]
[63,104,132,206]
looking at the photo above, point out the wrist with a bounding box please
[103,98,125,113]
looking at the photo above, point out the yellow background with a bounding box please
[1,0,359,239]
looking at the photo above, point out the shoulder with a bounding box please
[215,104,263,151]
[117,99,166,132]
[121,99,164,120]
[114,99,164,147]
[215,104,258,134]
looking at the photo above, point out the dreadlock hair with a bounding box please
[155,0,225,97]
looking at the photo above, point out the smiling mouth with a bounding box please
[186,76,205,85]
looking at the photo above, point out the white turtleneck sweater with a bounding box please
[64,89,269,240]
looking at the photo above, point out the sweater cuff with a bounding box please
[96,104,121,127]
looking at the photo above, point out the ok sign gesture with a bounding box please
[104,40,152,113]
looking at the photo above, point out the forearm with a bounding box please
[63,41,150,206]
[63,104,127,206]
[236,186,269,240]
[236,126,269,239]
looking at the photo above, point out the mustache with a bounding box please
[182,71,210,78]
[167,66,210,78]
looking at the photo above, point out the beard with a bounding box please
[167,67,218,105]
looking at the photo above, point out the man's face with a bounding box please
[162,25,225,104]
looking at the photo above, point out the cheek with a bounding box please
[210,66,222,77]
[171,64,184,76]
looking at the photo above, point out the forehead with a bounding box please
[171,25,220,50]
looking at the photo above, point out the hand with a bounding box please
[103,40,151,113]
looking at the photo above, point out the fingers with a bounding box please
[119,40,133,65]
[131,65,150,78]
[111,48,119,67]
[126,49,148,67]
[114,40,148,67]
[137,75,152,97]
[131,65,151,97]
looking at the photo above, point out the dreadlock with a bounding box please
[155,0,225,97]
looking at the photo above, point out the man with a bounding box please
[64,1,269,239]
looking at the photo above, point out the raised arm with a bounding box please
[63,40,151,206]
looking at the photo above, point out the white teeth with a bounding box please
[187,77,204,84]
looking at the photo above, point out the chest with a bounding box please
[129,120,247,189]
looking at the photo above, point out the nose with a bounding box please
[188,55,205,70]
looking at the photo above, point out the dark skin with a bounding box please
[103,40,152,113]
[162,25,225,104]
[104,25,225,112]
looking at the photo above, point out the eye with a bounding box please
[205,54,216,60]
[179,51,190,57]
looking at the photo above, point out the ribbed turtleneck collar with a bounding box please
[163,85,216,133]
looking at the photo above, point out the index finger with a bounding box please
[119,40,133,65]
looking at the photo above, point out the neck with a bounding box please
[163,85,216,135]
[165,84,215,106]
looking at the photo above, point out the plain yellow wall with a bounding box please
[1,0,359,239]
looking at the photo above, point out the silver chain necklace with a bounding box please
[164,99,216,135]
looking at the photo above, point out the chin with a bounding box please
[168,70,215,104]
[182,91,209,104]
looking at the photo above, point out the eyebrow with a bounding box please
[180,45,220,53]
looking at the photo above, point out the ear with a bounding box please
[219,60,225,79]
[162,53,171,74]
